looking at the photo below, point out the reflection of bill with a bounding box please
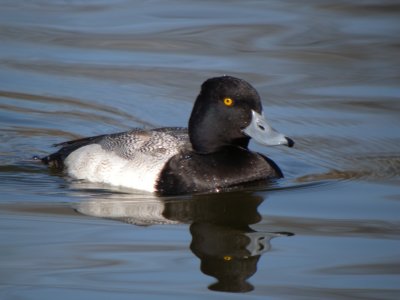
[76,191,293,293]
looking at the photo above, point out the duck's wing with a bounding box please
[41,127,189,169]
[98,127,189,159]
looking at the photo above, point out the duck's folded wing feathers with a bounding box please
[42,127,189,169]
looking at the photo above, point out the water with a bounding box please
[1,0,400,299]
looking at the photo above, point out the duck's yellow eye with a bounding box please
[223,97,234,107]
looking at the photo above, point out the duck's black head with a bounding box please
[188,76,293,154]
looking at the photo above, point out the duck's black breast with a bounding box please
[155,146,282,196]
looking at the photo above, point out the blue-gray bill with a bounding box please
[243,110,294,147]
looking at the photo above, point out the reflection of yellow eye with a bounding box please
[223,97,234,107]
[223,255,232,261]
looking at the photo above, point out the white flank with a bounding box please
[64,144,172,192]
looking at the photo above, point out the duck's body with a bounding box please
[43,128,188,193]
[42,76,293,195]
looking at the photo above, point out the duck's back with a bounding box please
[42,127,189,192]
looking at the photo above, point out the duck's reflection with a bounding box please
[76,190,293,293]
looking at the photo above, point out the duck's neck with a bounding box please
[189,135,250,154]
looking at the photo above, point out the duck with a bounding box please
[41,76,294,195]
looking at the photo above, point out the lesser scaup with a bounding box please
[42,76,294,195]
